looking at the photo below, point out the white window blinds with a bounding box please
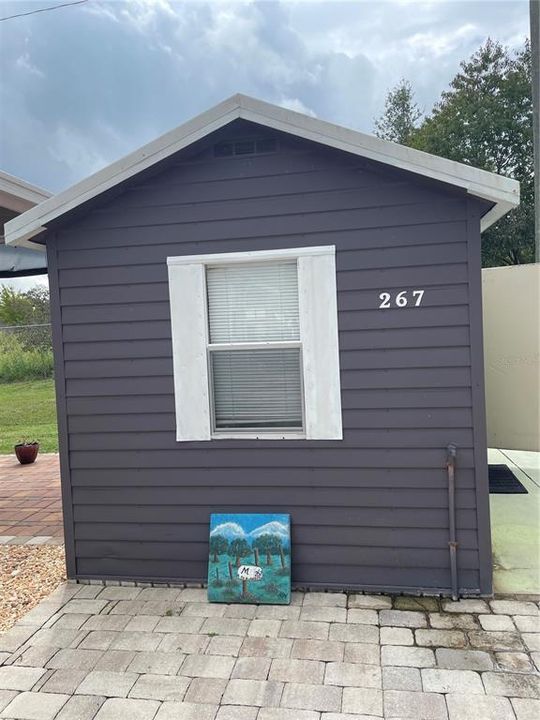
[211,349,303,430]
[206,262,299,343]
[206,261,303,432]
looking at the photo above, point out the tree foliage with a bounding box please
[0,285,51,351]
[209,534,229,562]
[374,40,533,267]
[0,285,49,326]
[252,534,283,565]
[374,79,422,145]
[229,538,251,562]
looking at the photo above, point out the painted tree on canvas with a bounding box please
[229,538,252,568]
[209,535,229,563]
[253,534,284,566]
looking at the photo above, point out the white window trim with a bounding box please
[167,245,335,267]
[167,245,342,441]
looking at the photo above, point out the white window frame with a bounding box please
[167,245,342,441]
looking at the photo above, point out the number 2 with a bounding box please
[379,292,391,309]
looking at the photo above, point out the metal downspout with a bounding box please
[446,444,459,600]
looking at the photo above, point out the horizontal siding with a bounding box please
[59,261,469,289]
[59,221,467,283]
[57,241,468,273]
[74,523,478,550]
[72,504,477,529]
[54,129,483,592]
[67,408,473,433]
[72,183,452,235]
[73,541,479,571]
[71,485,476,508]
[59,199,466,243]
[67,429,474,451]
[57,202,467,258]
[68,448,476,469]
[69,467,476,488]
[109,166,390,208]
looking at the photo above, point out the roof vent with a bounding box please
[214,138,277,158]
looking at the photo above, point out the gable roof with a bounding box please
[5,93,519,249]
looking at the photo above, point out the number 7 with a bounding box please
[412,290,424,306]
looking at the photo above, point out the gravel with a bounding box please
[0,544,66,631]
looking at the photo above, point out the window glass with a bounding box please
[207,262,299,343]
[211,348,303,430]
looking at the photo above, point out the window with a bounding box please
[167,246,342,441]
[207,262,303,433]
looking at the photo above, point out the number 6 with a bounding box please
[396,291,408,307]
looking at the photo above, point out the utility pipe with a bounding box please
[446,444,459,601]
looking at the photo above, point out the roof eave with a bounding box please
[0,171,51,214]
[5,93,520,245]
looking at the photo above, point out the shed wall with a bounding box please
[47,125,491,594]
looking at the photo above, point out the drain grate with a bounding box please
[489,464,528,494]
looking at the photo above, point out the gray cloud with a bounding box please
[0,0,529,195]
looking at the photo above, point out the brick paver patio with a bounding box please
[0,454,63,545]
[0,584,538,719]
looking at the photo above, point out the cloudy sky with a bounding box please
[0,0,530,288]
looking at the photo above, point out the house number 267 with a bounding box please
[378,290,424,309]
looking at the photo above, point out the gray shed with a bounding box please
[6,95,519,596]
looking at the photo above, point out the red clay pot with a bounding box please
[15,442,39,465]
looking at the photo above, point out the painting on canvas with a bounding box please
[207,513,291,604]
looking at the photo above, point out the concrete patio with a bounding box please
[0,583,539,720]
[489,449,540,596]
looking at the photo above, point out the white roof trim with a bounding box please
[0,171,51,254]
[0,170,51,213]
[5,94,519,248]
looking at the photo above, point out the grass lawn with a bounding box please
[0,379,58,454]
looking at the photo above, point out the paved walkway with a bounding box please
[0,584,539,719]
[0,455,62,546]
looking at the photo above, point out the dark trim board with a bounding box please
[47,237,76,577]
[466,201,493,594]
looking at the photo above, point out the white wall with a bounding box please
[482,263,540,451]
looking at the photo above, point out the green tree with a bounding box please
[374,79,422,144]
[229,538,251,567]
[0,286,49,326]
[0,285,51,351]
[209,534,228,563]
[252,534,282,566]
[410,39,533,267]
